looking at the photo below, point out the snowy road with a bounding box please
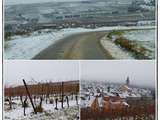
[33,32,112,59]
[4,26,155,59]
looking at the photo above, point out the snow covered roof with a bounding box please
[119,85,131,92]
[97,97,103,107]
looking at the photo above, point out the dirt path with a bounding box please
[33,31,113,59]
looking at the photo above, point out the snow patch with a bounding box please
[100,37,134,59]
[5,98,79,120]
[123,29,155,42]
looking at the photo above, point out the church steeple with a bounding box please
[126,76,130,86]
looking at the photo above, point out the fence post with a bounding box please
[66,96,69,108]
[61,82,64,108]
[23,97,27,116]
[9,96,12,109]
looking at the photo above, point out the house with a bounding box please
[91,97,99,112]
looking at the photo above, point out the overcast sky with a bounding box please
[4,60,155,88]
[5,0,88,5]
[81,60,156,88]
[4,60,79,86]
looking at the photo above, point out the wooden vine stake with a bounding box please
[23,79,37,114]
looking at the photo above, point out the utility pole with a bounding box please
[23,79,37,114]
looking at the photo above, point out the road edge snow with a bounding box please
[100,36,134,59]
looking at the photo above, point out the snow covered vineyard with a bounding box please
[4,80,79,120]
[80,78,155,120]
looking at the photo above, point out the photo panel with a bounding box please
[3,0,157,120]
[4,0,156,60]
[80,60,156,120]
[4,60,80,119]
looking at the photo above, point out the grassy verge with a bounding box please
[5,31,31,41]
[107,30,124,39]
[114,37,152,59]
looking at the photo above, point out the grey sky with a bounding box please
[81,60,155,88]
[4,60,155,88]
[5,0,88,5]
[4,60,79,87]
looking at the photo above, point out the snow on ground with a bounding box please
[5,28,91,59]
[140,5,155,11]
[5,98,79,120]
[4,26,155,59]
[100,36,134,59]
[123,29,155,42]
[123,29,155,58]
[100,28,155,59]
[5,0,89,5]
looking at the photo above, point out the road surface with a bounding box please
[33,31,113,59]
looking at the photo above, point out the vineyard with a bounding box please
[4,80,79,120]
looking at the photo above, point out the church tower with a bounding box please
[126,76,130,86]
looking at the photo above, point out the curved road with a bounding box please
[33,31,113,59]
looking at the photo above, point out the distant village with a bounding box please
[80,77,155,120]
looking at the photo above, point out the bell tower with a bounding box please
[126,76,130,86]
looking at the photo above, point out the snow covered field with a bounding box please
[123,29,155,42]
[123,29,155,59]
[123,29,155,51]
[4,97,79,120]
[5,0,89,5]
[4,26,155,59]
[100,28,155,59]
